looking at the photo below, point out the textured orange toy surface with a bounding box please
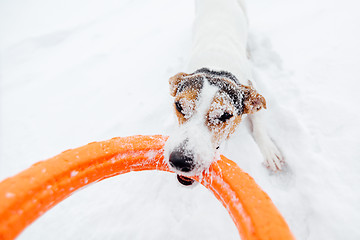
[0,135,294,240]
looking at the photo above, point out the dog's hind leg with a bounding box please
[248,111,284,171]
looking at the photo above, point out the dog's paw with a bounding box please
[260,139,284,171]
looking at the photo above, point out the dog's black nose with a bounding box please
[169,149,195,173]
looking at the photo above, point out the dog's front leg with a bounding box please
[248,111,284,171]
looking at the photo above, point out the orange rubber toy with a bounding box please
[0,135,294,240]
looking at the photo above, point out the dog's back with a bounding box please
[188,0,251,84]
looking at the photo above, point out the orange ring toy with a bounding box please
[0,135,294,240]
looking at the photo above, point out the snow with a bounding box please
[1,0,360,239]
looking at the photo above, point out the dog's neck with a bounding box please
[187,0,251,84]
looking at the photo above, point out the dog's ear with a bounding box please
[169,72,189,97]
[241,85,267,114]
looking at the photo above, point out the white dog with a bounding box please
[165,0,284,185]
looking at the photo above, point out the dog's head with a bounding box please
[164,68,266,177]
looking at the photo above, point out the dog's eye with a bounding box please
[175,101,184,115]
[218,112,233,122]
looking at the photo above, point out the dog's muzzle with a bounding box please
[169,140,196,186]
[168,140,195,173]
[169,150,195,173]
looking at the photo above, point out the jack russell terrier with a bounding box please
[164,0,284,185]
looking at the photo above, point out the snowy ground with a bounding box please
[1,0,360,239]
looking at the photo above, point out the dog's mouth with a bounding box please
[177,174,195,186]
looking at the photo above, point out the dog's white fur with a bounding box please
[188,0,250,81]
[189,0,283,171]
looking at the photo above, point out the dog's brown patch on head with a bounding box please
[173,88,199,124]
[169,72,203,124]
[206,92,243,146]
[169,72,189,97]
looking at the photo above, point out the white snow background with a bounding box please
[1,0,360,239]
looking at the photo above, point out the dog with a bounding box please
[164,0,284,185]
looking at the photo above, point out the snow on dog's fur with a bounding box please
[165,0,284,181]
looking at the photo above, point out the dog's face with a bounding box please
[165,68,266,176]
[172,80,243,147]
